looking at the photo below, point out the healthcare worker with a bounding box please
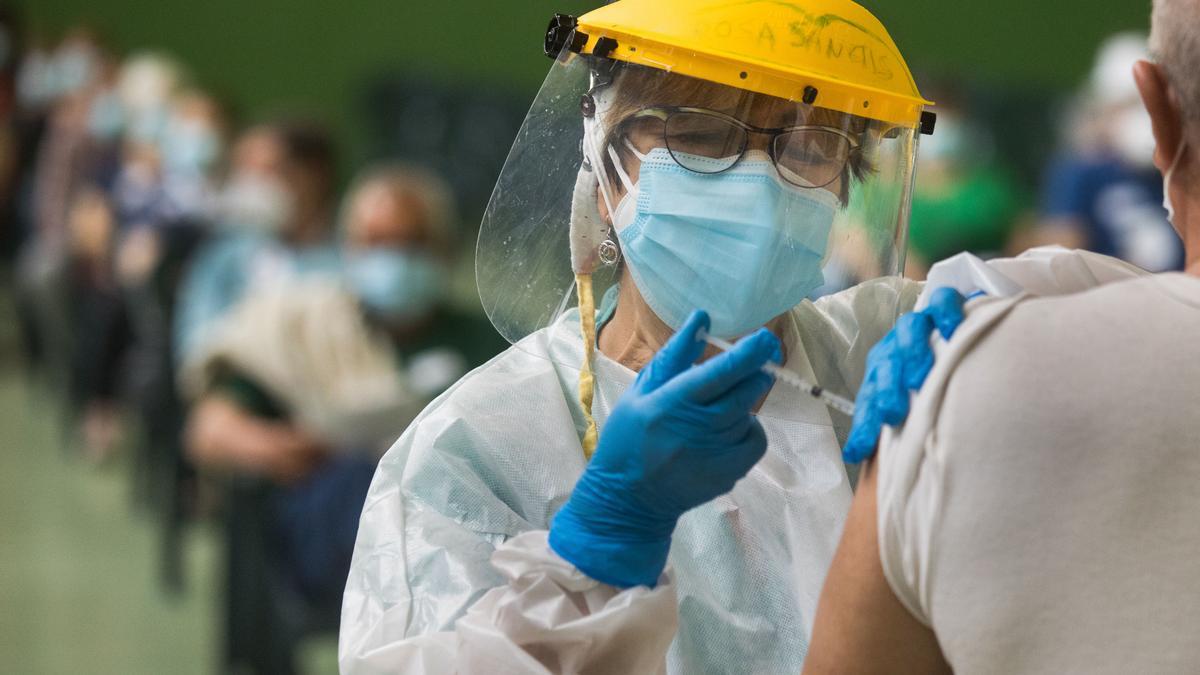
[340,1,1146,672]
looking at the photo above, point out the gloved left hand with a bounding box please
[843,287,968,464]
[549,310,781,589]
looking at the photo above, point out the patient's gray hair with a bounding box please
[1151,0,1200,133]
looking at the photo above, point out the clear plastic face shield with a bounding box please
[477,49,919,371]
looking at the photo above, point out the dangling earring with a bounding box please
[598,235,621,266]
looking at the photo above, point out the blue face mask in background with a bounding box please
[611,147,838,339]
[345,248,445,324]
[161,120,220,176]
[87,90,125,142]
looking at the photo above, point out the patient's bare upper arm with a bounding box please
[803,460,951,675]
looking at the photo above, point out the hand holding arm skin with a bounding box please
[550,309,782,588]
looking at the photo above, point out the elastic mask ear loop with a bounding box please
[607,138,652,196]
[1164,139,1188,225]
[607,144,637,194]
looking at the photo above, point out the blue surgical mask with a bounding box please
[87,91,125,141]
[611,147,837,339]
[127,105,169,145]
[216,172,293,233]
[346,248,444,322]
[50,46,95,96]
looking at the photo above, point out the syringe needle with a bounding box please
[699,331,856,416]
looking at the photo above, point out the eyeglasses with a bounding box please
[617,106,861,189]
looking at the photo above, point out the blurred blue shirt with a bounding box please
[1041,154,1184,272]
[173,232,341,364]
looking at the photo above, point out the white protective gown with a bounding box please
[340,248,1145,674]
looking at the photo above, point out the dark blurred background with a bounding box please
[14,0,1152,154]
[0,1,1161,674]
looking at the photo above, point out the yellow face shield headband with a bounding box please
[545,0,936,133]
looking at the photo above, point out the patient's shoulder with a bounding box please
[951,273,1198,384]
[912,273,1200,462]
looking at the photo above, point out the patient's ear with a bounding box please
[1134,60,1183,173]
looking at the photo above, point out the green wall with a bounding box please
[19,0,1149,168]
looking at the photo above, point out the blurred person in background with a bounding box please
[906,86,1024,279]
[156,89,223,217]
[63,184,131,459]
[14,29,50,113]
[112,83,228,481]
[63,53,198,460]
[173,119,341,367]
[338,164,505,381]
[105,64,227,359]
[180,163,500,620]
[116,52,181,150]
[1028,32,1184,272]
[108,53,204,237]
[94,57,230,464]
[78,51,127,190]
[13,26,107,409]
[21,46,218,460]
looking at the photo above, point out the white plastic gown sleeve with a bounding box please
[917,245,1147,308]
[339,248,1146,675]
[344,531,677,674]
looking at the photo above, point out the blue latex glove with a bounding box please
[549,310,782,588]
[843,287,969,464]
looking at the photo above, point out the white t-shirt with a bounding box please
[876,273,1200,674]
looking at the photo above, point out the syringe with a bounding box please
[699,331,857,417]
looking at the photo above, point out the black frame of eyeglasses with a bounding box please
[615,105,864,189]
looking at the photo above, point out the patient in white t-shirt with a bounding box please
[802,3,1200,673]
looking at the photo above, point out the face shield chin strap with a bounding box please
[568,64,620,460]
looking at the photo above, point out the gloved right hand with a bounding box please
[843,287,968,464]
[549,310,781,589]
